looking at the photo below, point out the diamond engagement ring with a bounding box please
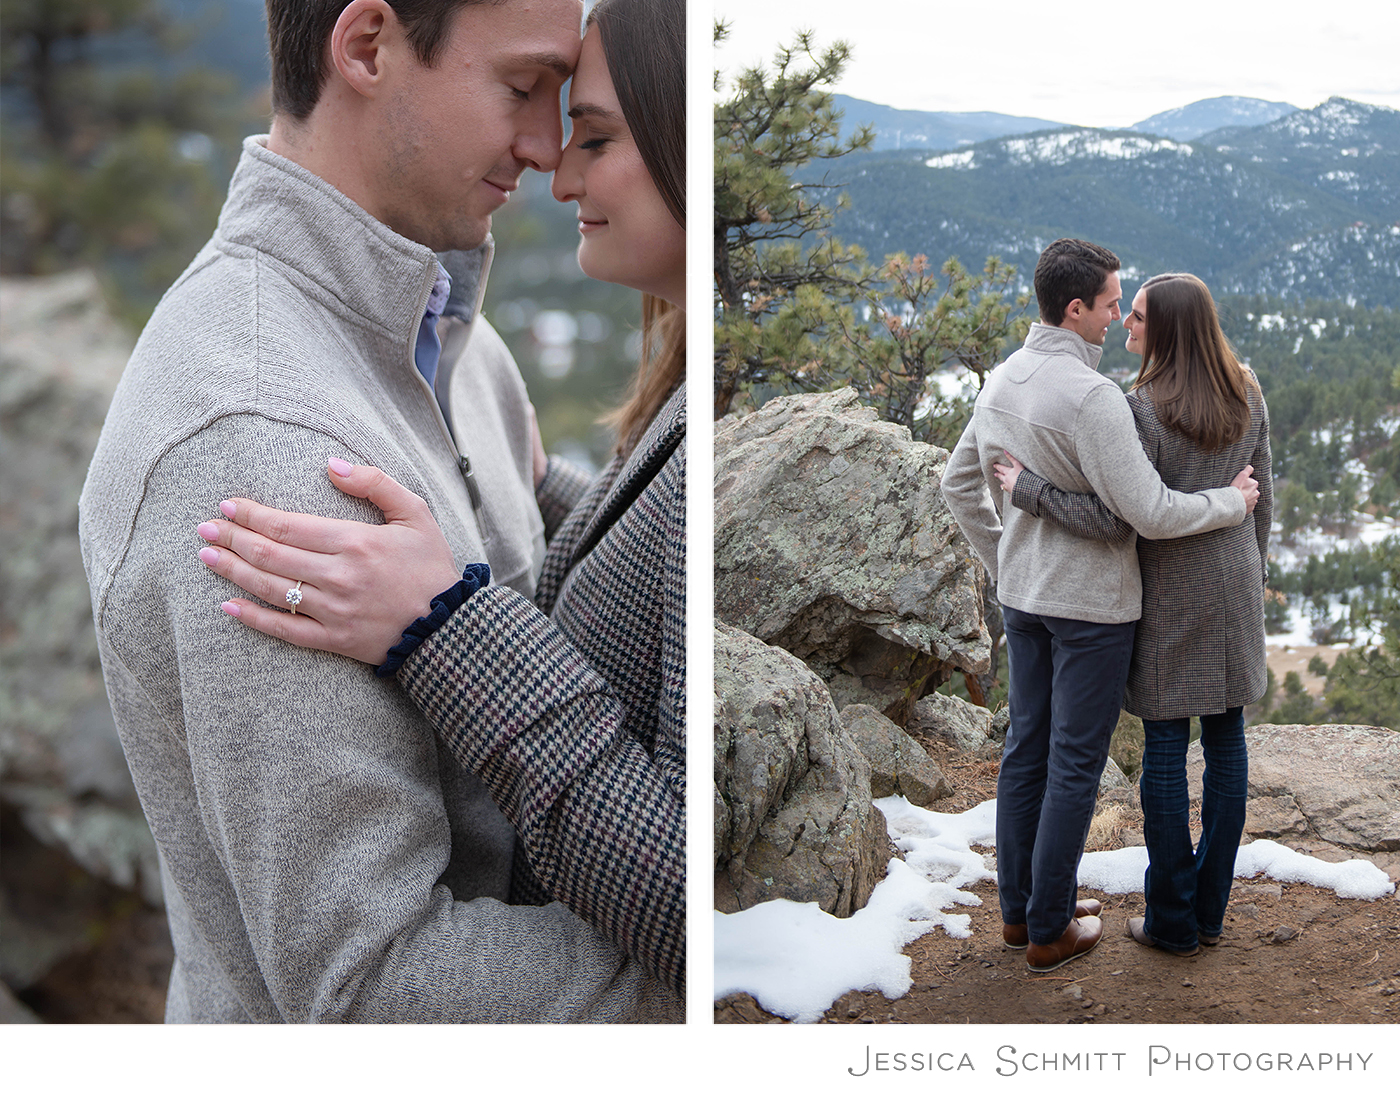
[286,581,304,613]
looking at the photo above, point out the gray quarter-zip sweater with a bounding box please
[78,136,677,1022]
[941,322,1247,624]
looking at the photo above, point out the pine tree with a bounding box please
[713,24,873,418]
[713,25,1031,432]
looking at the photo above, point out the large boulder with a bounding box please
[1184,724,1400,852]
[714,623,891,917]
[840,704,951,806]
[714,388,989,724]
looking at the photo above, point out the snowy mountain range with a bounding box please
[815,97,1400,308]
[834,93,1305,151]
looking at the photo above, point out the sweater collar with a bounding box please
[1024,321,1105,372]
[216,136,491,340]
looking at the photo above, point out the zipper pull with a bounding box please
[458,454,483,510]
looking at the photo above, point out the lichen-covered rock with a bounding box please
[714,623,891,916]
[840,704,950,806]
[1184,724,1400,852]
[714,388,988,723]
[909,690,994,753]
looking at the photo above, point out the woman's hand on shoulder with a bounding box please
[195,459,465,665]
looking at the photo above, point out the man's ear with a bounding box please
[329,0,400,98]
[1063,298,1086,322]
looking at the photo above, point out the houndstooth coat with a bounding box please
[1011,380,1271,720]
[397,385,686,995]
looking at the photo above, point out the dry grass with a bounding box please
[1086,802,1131,850]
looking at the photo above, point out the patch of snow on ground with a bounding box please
[715,798,1394,1021]
[1079,840,1393,900]
[713,798,993,1022]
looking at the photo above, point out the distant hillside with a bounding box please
[831,95,1066,151]
[812,98,1400,309]
[829,93,1302,151]
[1131,96,1298,140]
[1207,97,1400,218]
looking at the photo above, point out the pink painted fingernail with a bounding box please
[328,457,353,477]
[197,522,219,542]
[219,500,237,518]
[221,602,242,618]
[199,547,220,566]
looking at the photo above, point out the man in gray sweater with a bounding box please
[940,238,1257,973]
[78,0,676,1021]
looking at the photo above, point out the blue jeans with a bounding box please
[1139,708,1248,951]
[998,605,1136,946]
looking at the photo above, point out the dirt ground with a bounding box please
[715,735,1400,1025]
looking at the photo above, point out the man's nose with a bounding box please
[517,102,564,174]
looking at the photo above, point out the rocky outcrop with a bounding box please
[714,388,988,724]
[841,704,950,806]
[714,623,892,917]
[1185,724,1400,852]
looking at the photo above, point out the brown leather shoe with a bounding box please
[1128,916,1199,956]
[1002,899,1104,949]
[1026,915,1103,972]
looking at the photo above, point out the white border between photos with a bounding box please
[684,0,716,1033]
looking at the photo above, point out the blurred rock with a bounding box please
[714,623,891,917]
[1,272,165,1007]
[714,388,989,724]
[0,980,40,1023]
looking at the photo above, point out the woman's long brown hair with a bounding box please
[589,0,686,456]
[1133,272,1258,451]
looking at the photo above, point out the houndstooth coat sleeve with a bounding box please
[396,386,686,995]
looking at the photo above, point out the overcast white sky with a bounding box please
[713,0,1400,129]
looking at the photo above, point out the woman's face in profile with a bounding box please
[551,27,685,307]
[1124,287,1149,355]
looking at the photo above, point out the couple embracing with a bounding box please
[80,0,684,1022]
[942,238,1272,972]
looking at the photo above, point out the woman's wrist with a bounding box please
[377,563,491,677]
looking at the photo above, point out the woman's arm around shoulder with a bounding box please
[400,441,687,994]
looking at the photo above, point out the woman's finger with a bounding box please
[198,544,319,618]
[197,519,331,587]
[219,598,340,654]
[326,459,434,528]
[216,495,356,554]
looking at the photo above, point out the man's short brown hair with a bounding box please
[1033,238,1121,326]
[266,0,499,121]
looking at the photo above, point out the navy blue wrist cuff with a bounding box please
[377,563,490,677]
